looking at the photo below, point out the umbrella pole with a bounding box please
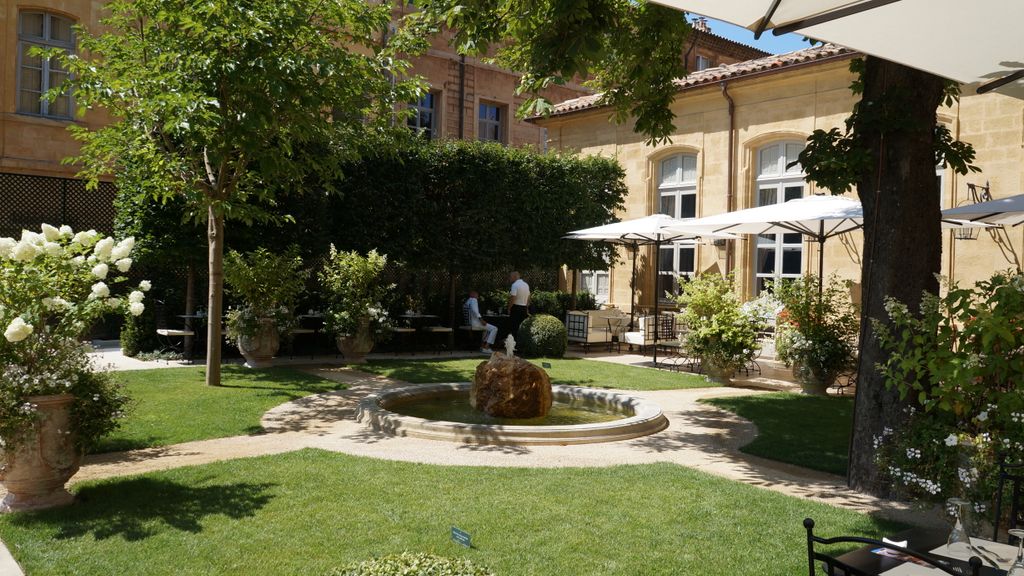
[653,240,660,366]
[818,236,825,297]
[630,243,638,330]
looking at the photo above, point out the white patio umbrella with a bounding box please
[942,193,1024,226]
[565,214,737,363]
[649,0,1024,99]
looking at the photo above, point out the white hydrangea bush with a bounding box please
[0,224,148,450]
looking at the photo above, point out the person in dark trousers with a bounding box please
[507,271,531,343]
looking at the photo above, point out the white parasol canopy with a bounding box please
[648,0,1024,99]
[941,193,1024,227]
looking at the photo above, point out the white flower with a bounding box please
[91,263,109,279]
[115,258,132,273]
[976,411,988,422]
[139,280,152,292]
[0,237,16,259]
[944,434,959,447]
[20,230,43,245]
[110,237,134,260]
[58,225,72,237]
[4,317,33,343]
[47,297,69,310]
[93,237,114,261]
[128,290,144,304]
[106,297,123,310]
[43,241,62,257]
[90,282,110,299]
[40,224,62,242]
[72,255,85,265]
[129,302,145,317]
[11,240,39,261]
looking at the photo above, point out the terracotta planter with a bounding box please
[702,360,735,385]
[238,318,280,369]
[793,362,836,396]
[0,394,81,513]
[336,319,374,364]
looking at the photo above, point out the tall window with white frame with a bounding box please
[478,102,504,144]
[657,153,698,300]
[17,11,74,119]
[408,92,438,139]
[578,269,610,305]
[754,142,805,294]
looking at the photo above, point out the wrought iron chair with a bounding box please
[994,459,1023,542]
[803,518,982,576]
[153,300,195,363]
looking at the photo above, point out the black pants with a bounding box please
[509,305,529,340]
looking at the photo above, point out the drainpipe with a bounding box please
[458,55,466,138]
[721,81,736,274]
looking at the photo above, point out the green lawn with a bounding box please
[703,393,854,476]
[357,357,712,390]
[94,366,342,453]
[0,449,901,576]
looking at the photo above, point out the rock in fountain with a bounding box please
[471,352,552,418]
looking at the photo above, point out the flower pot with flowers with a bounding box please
[675,274,764,385]
[319,247,393,364]
[223,248,307,369]
[0,225,141,512]
[774,275,859,395]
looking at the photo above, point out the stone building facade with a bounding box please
[535,44,1024,310]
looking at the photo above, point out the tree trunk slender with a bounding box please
[848,57,945,494]
[206,207,225,386]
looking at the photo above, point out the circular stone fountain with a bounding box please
[356,382,669,445]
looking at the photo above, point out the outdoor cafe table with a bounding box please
[834,527,1010,575]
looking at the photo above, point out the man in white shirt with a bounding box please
[464,290,498,353]
[507,271,530,339]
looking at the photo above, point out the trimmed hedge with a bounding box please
[530,290,597,321]
[331,553,495,576]
[516,314,568,358]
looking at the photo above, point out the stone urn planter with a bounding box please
[701,360,735,385]
[0,394,81,513]
[793,362,836,396]
[238,318,280,369]
[336,319,374,364]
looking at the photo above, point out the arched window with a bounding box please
[657,153,697,299]
[17,11,74,118]
[754,142,805,294]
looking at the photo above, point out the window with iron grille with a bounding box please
[18,11,75,119]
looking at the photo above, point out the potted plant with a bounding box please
[223,248,307,369]
[0,225,139,512]
[774,275,859,395]
[319,247,393,363]
[676,274,763,385]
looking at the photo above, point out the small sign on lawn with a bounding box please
[451,526,472,548]
[541,362,552,368]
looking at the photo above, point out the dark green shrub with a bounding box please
[516,314,568,358]
[528,290,597,322]
[331,552,495,576]
[120,304,158,356]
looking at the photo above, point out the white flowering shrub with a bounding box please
[774,275,859,383]
[0,225,144,450]
[875,271,1024,513]
[222,248,307,341]
[676,274,763,373]
[319,247,394,340]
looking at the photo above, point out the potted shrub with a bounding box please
[676,274,762,385]
[0,225,138,512]
[774,275,858,395]
[319,247,393,363]
[223,248,307,369]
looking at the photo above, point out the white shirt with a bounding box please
[464,297,484,327]
[510,278,530,306]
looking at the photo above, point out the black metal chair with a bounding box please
[803,518,982,576]
[153,300,195,363]
[994,459,1023,542]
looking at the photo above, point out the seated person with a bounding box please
[464,290,499,353]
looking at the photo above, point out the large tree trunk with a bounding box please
[848,57,946,494]
[206,207,225,386]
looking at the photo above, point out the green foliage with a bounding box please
[874,271,1024,506]
[516,314,568,358]
[773,276,859,382]
[327,137,627,273]
[406,0,690,145]
[332,553,495,576]
[528,291,597,321]
[797,58,980,194]
[120,300,159,357]
[320,248,394,339]
[676,274,761,373]
[223,248,307,340]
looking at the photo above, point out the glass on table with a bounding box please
[1007,529,1024,576]
[945,497,974,556]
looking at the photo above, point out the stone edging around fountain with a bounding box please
[356,383,669,445]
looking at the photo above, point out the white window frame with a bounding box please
[695,55,712,71]
[578,269,610,305]
[17,11,75,119]
[754,142,805,295]
[408,91,438,139]
[657,153,698,301]
[478,101,505,144]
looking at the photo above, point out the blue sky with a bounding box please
[689,16,810,55]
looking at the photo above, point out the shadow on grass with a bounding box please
[10,478,276,542]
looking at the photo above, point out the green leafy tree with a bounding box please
[58,0,425,385]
